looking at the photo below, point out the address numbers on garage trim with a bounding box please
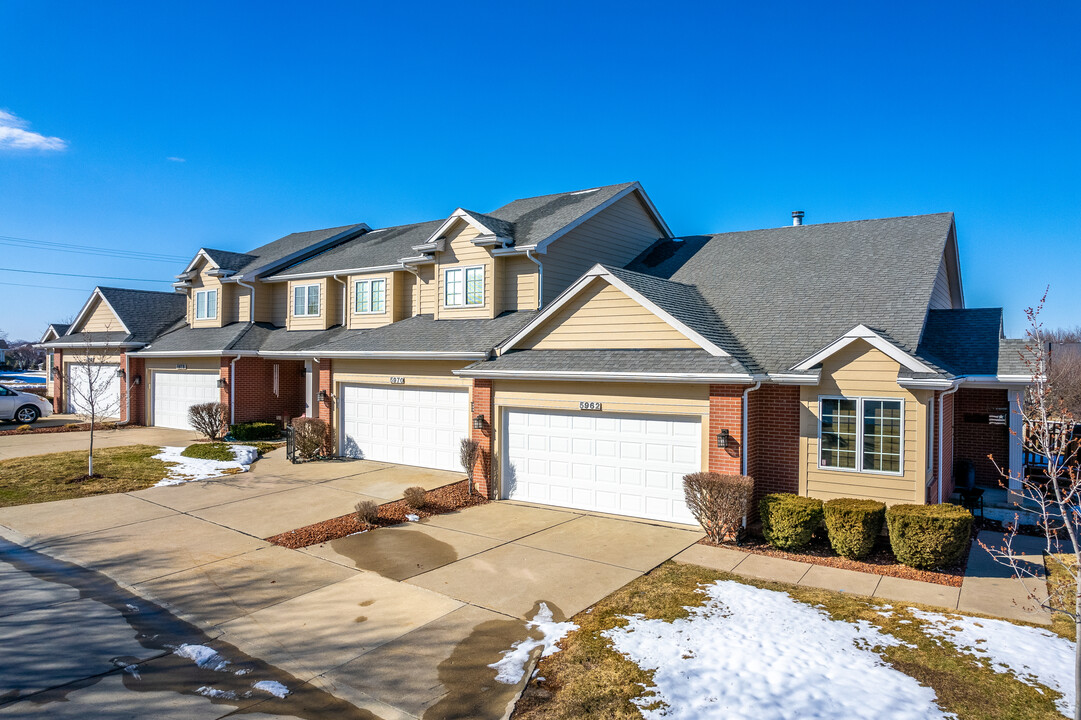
[579,401,602,411]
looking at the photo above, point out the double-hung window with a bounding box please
[355,278,386,314]
[293,284,320,317]
[444,266,484,307]
[819,396,903,474]
[195,289,217,320]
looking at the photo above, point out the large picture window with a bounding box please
[819,396,903,475]
[195,289,217,320]
[444,266,484,307]
[293,284,320,317]
[355,278,386,314]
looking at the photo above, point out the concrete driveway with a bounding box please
[0,425,201,460]
[0,453,703,719]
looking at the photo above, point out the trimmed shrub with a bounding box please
[230,421,280,442]
[403,486,427,510]
[886,504,973,569]
[292,417,329,460]
[683,472,755,543]
[189,402,226,441]
[354,499,379,528]
[759,493,824,550]
[823,498,886,559]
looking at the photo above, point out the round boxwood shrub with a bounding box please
[823,498,886,559]
[229,421,280,442]
[759,493,824,550]
[886,503,973,569]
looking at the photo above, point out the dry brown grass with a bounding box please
[1046,553,1077,641]
[513,561,1066,720]
[0,445,170,507]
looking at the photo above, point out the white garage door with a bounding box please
[67,364,121,418]
[152,371,220,430]
[503,409,702,524]
[340,384,469,471]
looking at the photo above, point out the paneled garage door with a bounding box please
[503,409,702,524]
[339,384,469,471]
[67,364,121,418]
[151,371,220,430]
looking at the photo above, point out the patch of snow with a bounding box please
[406,513,419,522]
[490,602,578,685]
[602,580,952,719]
[196,686,237,700]
[174,644,230,671]
[252,680,290,698]
[125,603,139,612]
[233,668,252,676]
[153,445,258,486]
[911,608,1076,716]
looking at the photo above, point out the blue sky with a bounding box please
[1,1,1078,341]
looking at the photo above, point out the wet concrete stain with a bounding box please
[0,536,381,719]
[328,526,458,580]
[421,600,565,720]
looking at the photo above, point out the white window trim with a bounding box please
[293,283,321,317]
[817,395,905,477]
[354,278,387,315]
[194,289,217,320]
[444,265,484,308]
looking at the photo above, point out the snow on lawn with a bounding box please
[153,445,259,486]
[490,602,579,684]
[911,608,1075,716]
[602,580,951,720]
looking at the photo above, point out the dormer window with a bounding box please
[355,278,386,314]
[195,289,217,320]
[293,284,320,317]
[445,266,484,307]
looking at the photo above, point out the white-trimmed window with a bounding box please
[195,289,217,320]
[444,266,484,307]
[355,278,386,314]
[819,396,903,475]
[293,284,320,317]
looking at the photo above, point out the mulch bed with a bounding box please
[267,479,488,548]
[702,532,969,587]
[0,422,125,437]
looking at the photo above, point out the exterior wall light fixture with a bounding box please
[318,390,328,402]
[217,378,227,389]
[717,429,730,448]
[473,414,485,430]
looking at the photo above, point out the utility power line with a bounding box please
[0,234,189,263]
[0,268,173,283]
[0,280,104,292]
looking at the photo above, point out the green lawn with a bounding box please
[0,445,170,507]
[180,441,281,461]
[514,561,1069,720]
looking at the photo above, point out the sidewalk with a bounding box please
[674,529,1051,625]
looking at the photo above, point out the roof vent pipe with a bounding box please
[791,211,805,226]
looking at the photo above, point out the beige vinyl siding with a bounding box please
[417,265,435,316]
[499,255,539,312]
[799,341,933,505]
[230,285,252,324]
[540,192,665,305]
[77,299,124,333]
[348,272,395,329]
[519,278,698,350]
[491,380,711,495]
[287,278,331,331]
[257,283,288,326]
[398,271,417,320]
[434,222,496,320]
[188,266,225,329]
[930,257,952,310]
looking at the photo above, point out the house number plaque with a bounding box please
[579,401,602,411]
[389,377,406,384]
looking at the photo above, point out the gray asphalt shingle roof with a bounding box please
[93,287,187,343]
[916,309,1003,377]
[461,349,750,376]
[625,213,957,374]
[998,338,1035,377]
[303,312,537,355]
[265,220,443,277]
[202,248,256,273]
[486,182,637,248]
[200,224,368,278]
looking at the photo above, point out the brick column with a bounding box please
[119,352,129,423]
[708,384,744,475]
[471,379,494,497]
[128,357,146,425]
[52,350,64,414]
[219,357,232,434]
[317,359,334,454]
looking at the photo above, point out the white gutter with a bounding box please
[524,248,543,309]
[741,381,762,476]
[266,264,403,283]
[236,279,256,322]
[453,369,757,384]
[129,349,260,357]
[767,372,821,385]
[265,350,489,360]
[938,380,963,503]
[229,356,238,426]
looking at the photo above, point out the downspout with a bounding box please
[523,249,543,309]
[741,380,762,476]
[938,381,962,503]
[230,356,239,426]
[236,279,256,323]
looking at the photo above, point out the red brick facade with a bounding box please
[746,384,801,507]
[51,350,63,414]
[117,352,148,425]
[471,379,493,497]
[954,387,1009,488]
[708,384,744,474]
[228,357,305,425]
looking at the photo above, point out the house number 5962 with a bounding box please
[579,401,602,411]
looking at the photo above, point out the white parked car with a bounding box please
[0,384,53,424]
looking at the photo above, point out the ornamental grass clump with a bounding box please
[823,498,886,559]
[682,472,755,543]
[886,503,973,569]
[759,493,823,550]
